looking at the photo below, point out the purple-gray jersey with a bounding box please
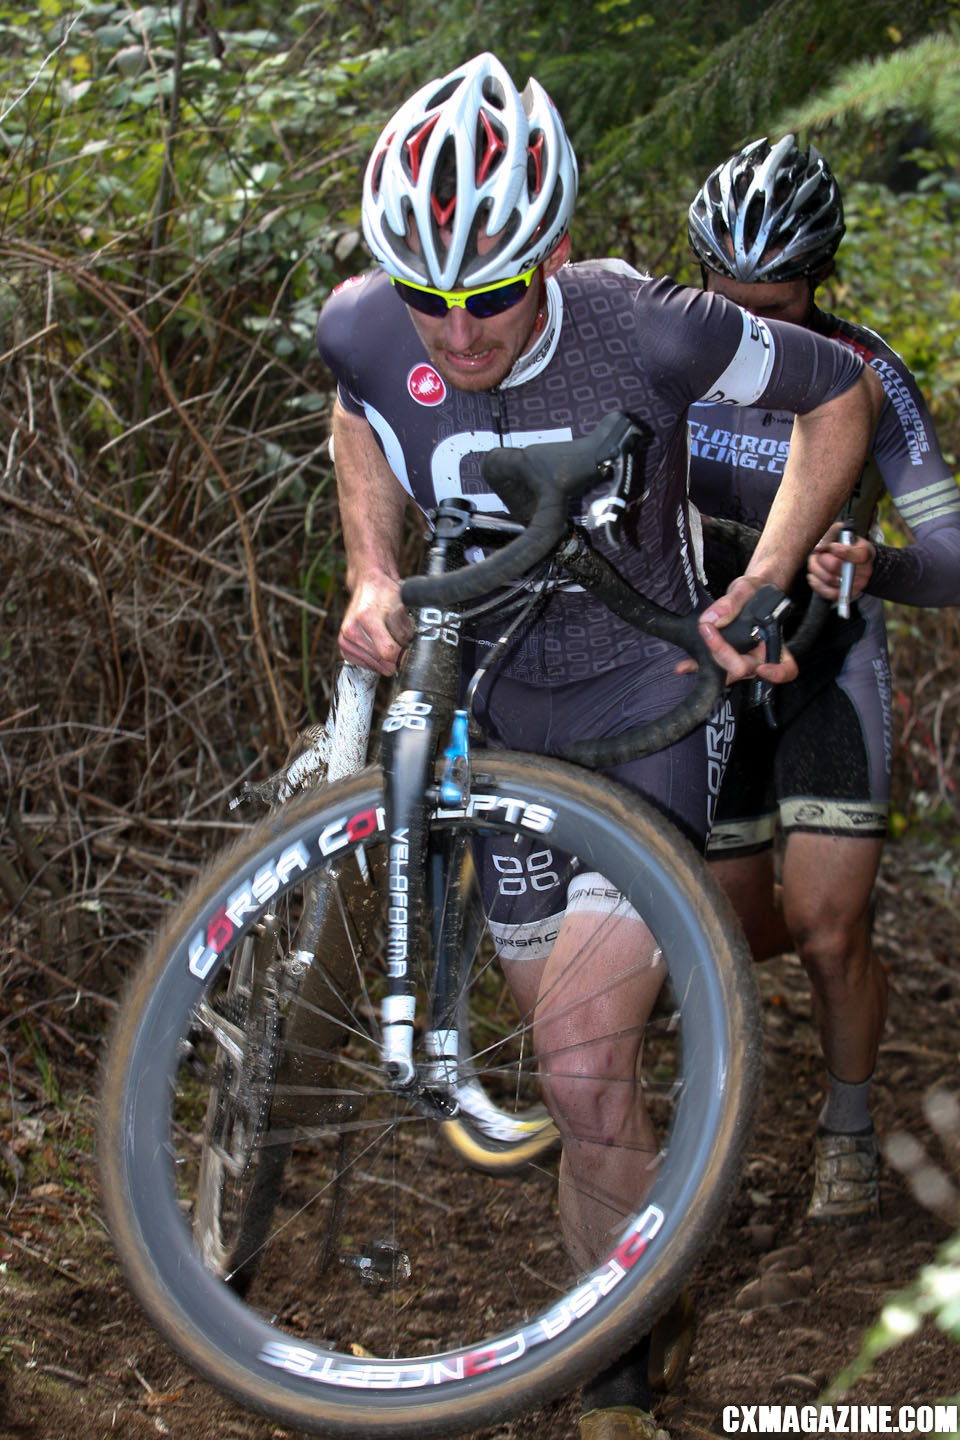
[688,307,960,608]
[318,263,865,687]
[317,262,865,858]
[687,307,958,854]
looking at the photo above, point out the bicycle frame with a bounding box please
[375,500,479,1091]
[99,414,765,1436]
[267,481,775,1107]
[234,404,791,1124]
[256,500,513,1108]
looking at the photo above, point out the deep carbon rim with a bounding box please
[101,755,759,1436]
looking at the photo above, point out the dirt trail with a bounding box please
[2,842,958,1440]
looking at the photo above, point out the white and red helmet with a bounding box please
[361,52,578,290]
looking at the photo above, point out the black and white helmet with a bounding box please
[688,135,844,283]
[361,52,578,290]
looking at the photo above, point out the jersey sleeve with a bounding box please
[632,281,862,415]
[820,318,960,608]
[869,494,960,606]
[315,275,375,417]
[752,315,864,413]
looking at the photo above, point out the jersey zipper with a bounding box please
[490,387,505,445]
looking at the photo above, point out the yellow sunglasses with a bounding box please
[390,265,539,319]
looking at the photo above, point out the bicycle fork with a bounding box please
[377,513,468,1092]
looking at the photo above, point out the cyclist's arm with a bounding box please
[804,315,960,610]
[698,365,884,682]
[808,413,960,609]
[863,506,960,606]
[332,399,415,676]
[809,506,960,608]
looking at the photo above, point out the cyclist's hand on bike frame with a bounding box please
[339,573,413,676]
[807,521,875,604]
[678,575,799,686]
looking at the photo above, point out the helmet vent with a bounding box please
[527,130,545,196]
[402,115,440,184]
[476,110,508,184]
[481,76,507,109]
[426,78,461,109]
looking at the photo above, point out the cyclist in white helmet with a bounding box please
[362,55,577,295]
[317,58,883,1440]
[687,135,960,1226]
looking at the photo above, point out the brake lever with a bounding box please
[709,583,792,729]
[745,591,792,730]
[717,585,790,652]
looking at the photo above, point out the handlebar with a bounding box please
[557,537,787,764]
[399,411,791,766]
[699,513,829,663]
[402,410,638,607]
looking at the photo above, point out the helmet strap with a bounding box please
[531,266,548,333]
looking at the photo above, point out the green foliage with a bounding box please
[785,27,960,151]
[16,1019,62,1107]
[2,2,378,349]
[577,0,954,263]
[822,181,960,460]
[773,24,960,462]
[368,0,778,159]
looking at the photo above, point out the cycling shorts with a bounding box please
[706,601,892,860]
[467,656,736,958]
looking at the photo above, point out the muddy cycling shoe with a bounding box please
[648,1288,695,1392]
[579,1406,671,1440]
[807,1127,880,1224]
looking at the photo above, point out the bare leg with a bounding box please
[711,835,885,1081]
[504,909,664,1272]
[708,849,792,961]
[780,832,886,1083]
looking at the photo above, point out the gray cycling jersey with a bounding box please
[688,307,960,607]
[317,263,863,859]
[688,306,958,852]
[318,265,864,687]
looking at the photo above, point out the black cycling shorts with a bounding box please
[707,604,891,859]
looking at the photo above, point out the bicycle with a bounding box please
[99,410,775,1438]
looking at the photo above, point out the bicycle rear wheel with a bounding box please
[99,752,760,1437]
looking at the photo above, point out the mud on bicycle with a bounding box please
[98,411,782,1438]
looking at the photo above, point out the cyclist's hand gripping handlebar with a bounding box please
[399,412,791,763]
[559,563,789,764]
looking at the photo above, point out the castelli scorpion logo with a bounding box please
[408,364,447,406]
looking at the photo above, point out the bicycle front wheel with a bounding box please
[99,752,760,1437]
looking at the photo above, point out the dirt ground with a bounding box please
[2,838,958,1440]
